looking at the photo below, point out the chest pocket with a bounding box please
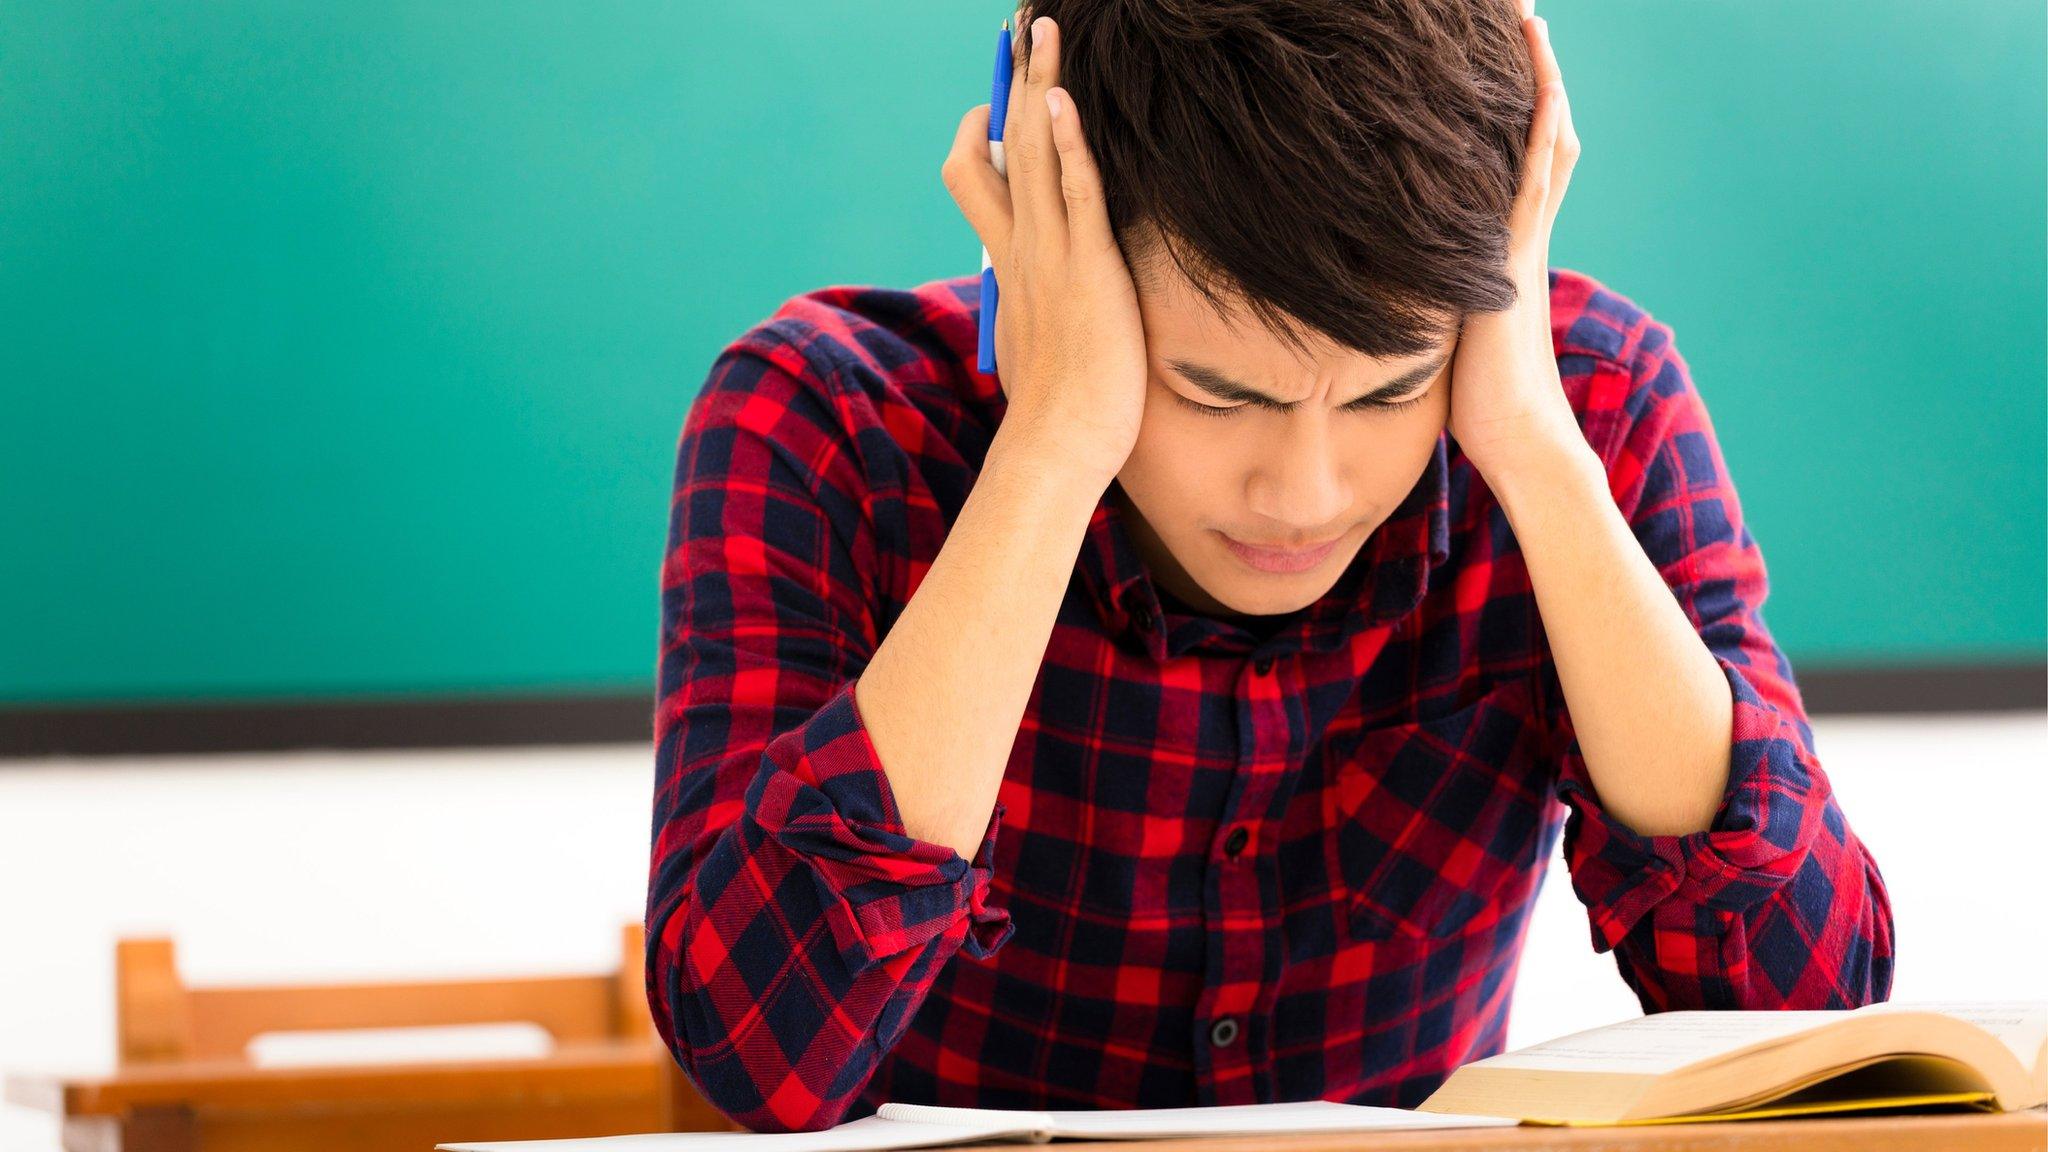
[1327,676,1549,940]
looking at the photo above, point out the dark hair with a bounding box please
[1014,0,1536,359]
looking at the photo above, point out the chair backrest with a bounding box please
[116,923,653,1064]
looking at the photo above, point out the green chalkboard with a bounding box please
[1,1,2040,705]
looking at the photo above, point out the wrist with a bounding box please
[986,423,1116,509]
[1484,430,1609,532]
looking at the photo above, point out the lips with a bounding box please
[1234,535,1343,552]
[1218,530,1344,574]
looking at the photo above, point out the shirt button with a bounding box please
[1253,657,1274,675]
[1209,1017,1240,1048]
[1222,826,1249,858]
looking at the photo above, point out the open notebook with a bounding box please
[435,1100,1517,1151]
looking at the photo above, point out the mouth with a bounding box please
[1215,529,1346,574]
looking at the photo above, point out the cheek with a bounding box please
[1127,387,1191,465]
[1120,404,1229,512]
[1350,418,1441,491]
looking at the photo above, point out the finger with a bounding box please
[999,15,1033,256]
[1532,17,1580,231]
[1002,9,1030,148]
[1044,86,1116,263]
[1527,13,1561,92]
[1011,16,1069,252]
[1529,18,1575,179]
[1510,19,1562,230]
[1511,81,1563,247]
[942,103,1015,266]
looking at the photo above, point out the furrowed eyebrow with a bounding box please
[1165,352,1449,411]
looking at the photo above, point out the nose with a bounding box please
[1244,419,1352,534]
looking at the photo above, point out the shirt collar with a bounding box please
[1077,429,1452,660]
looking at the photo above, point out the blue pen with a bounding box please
[976,19,1014,375]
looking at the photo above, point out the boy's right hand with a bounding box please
[943,15,1149,492]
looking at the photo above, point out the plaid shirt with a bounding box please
[646,268,1895,1133]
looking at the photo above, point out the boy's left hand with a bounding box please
[1444,6,1584,482]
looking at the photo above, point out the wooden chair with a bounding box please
[5,923,737,1151]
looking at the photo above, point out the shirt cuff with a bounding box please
[1555,653,1829,953]
[742,677,1015,969]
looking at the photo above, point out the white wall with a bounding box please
[2,711,2042,1149]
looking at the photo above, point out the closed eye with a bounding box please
[1173,387,1433,418]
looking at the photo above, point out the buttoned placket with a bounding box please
[1193,646,1293,1105]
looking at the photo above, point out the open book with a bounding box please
[435,1100,1516,1151]
[1417,1000,2048,1126]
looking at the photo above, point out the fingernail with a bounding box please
[1032,16,1047,49]
[1537,16,1549,38]
[1045,89,1061,119]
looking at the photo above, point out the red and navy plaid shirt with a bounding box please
[645,267,1896,1133]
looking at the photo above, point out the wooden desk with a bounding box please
[1045,1109,2048,1152]
[5,1038,740,1151]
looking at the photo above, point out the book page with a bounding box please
[438,1112,1021,1152]
[1471,1011,1848,1074]
[875,1103,1051,1131]
[1855,1000,2048,1073]
[1037,1100,1517,1137]
[880,1100,1516,1138]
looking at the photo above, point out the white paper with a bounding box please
[884,1099,1517,1137]
[438,1114,1014,1152]
[436,1099,1517,1152]
[1042,1100,1519,1136]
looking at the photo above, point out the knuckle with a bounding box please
[1008,140,1043,173]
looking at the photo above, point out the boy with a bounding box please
[646,0,1893,1133]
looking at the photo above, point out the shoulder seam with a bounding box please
[729,316,863,397]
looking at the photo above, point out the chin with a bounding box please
[1197,564,1344,617]
[1219,583,1331,617]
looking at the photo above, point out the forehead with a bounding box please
[1132,254,1455,373]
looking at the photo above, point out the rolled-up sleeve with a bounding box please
[1546,312,1896,1012]
[646,340,1013,1134]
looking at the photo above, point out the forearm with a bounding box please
[1498,313,1893,1010]
[1487,437,1734,837]
[855,425,1106,858]
[654,818,986,1131]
